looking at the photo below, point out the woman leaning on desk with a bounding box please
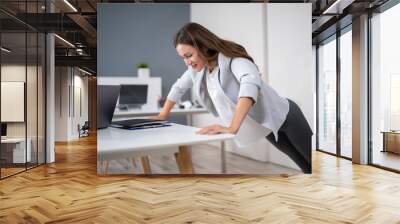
[155,22,312,173]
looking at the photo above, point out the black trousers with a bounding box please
[266,99,312,173]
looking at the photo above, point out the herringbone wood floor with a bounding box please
[1,135,400,223]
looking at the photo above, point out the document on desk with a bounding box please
[120,123,172,130]
[111,118,169,130]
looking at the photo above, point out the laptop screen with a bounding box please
[119,84,148,106]
[1,123,6,137]
[97,85,121,129]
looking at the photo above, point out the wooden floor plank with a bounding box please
[0,135,400,223]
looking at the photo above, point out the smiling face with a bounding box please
[176,44,207,72]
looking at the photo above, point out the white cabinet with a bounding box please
[1,138,32,163]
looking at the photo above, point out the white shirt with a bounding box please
[167,53,289,141]
[206,66,271,147]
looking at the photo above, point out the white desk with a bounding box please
[97,123,234,174]
[113,107,208,125]
[1,138,31,163]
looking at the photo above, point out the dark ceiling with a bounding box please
[0,0,392,76]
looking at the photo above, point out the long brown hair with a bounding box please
[174,22,254,65]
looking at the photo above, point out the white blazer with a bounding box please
[167,53,289,141]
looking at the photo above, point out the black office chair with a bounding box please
[78,121,90,138]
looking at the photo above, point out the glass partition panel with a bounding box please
[1,30,28,177]
[318,36,337,154]
[37,32,45,165]
[0,0,46,179]
[27,30,38,169]
[339,29,352,158]
[371,4,400,171]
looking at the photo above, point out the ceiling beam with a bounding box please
[322,0,356,14]
[67,13,97,47]
[55,55,96,68]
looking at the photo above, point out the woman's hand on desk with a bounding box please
[196,124,237,135]
[149,112,168,120]
[149,115,167,120]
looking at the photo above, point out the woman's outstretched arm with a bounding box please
[228,97,254,133]
[196,97,253,135]
[157,99,176,120]
[154,69,193,120]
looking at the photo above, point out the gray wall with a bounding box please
[97,3,190,99]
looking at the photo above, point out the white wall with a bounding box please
[71,74,89,138]
[1,65,41,137]
[2,64,47,164]
[190,3,267,77]
[190,3,271,162]
[265,3,313,168]
[190,3,313,171]
[55,67,89,141]
[55,67,69,141]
